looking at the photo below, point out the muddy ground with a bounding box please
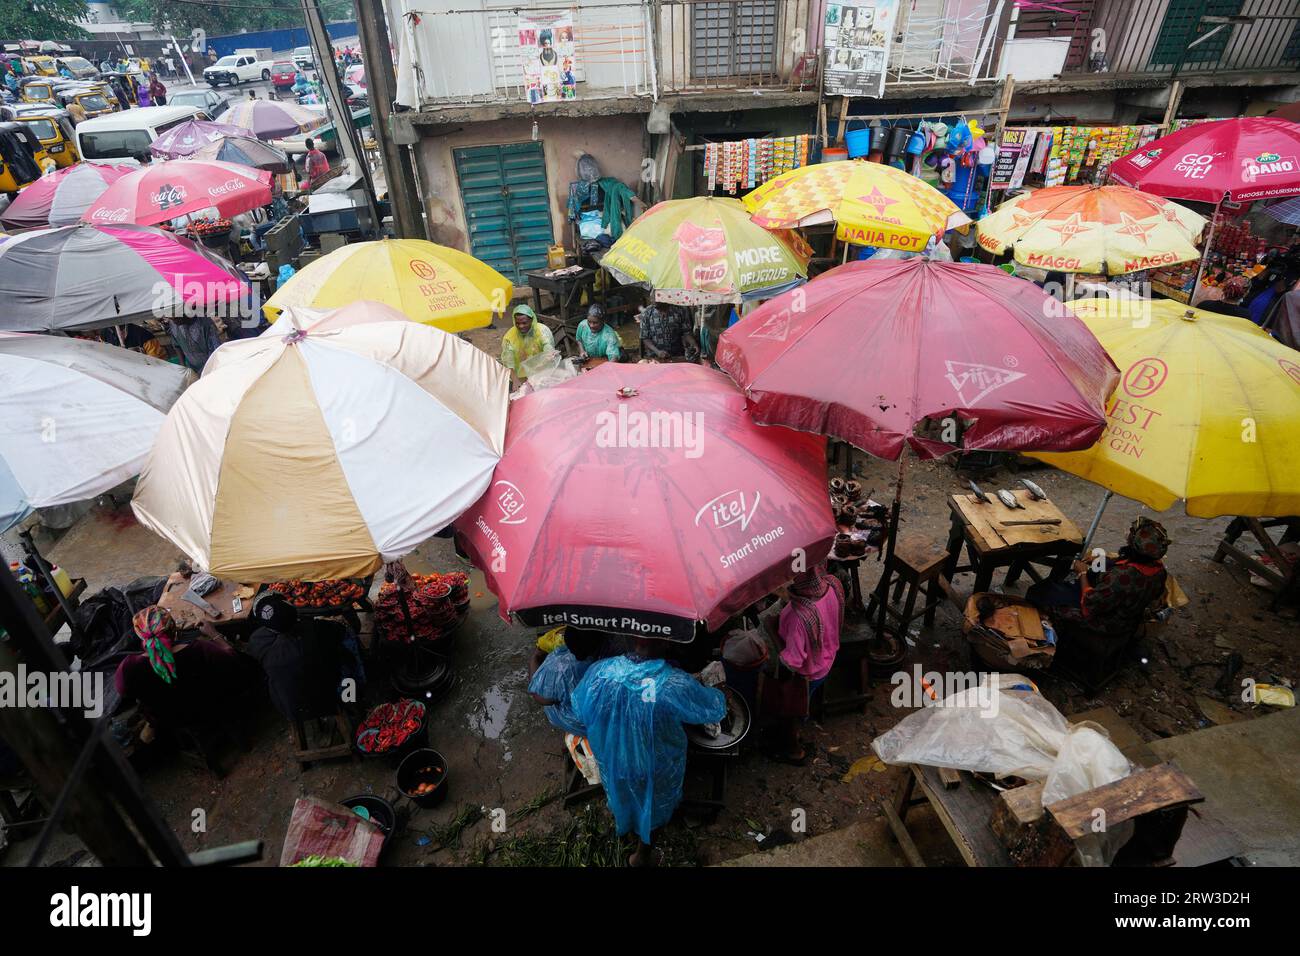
[12,430,1295,867]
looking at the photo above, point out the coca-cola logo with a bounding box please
[207,178,248,198]
[151,183,187,210]
[90,206,131,223]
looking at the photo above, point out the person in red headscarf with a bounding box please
[114,605,243,735]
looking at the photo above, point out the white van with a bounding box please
[75,104,207,165]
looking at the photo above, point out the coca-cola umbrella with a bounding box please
[716,258,1119,644]
[0,162,135,228]
[80,159,273,227]
[453,362,836,642]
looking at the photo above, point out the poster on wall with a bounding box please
[519,11,577,103]
[991,128,1029,190]
[823,0,897,99]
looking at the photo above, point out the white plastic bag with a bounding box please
[872,675,1133,865]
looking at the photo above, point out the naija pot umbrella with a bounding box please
[1032,298,1300,542]
[0,162,135,228]
[148,119,255,159]
[1108,118,1300,204]
[221,98,327,140]
[81,160,273,228]
[716,258,1119,644]
[0,222,249,332]
[743,160,970,252]
[0,331,193,532]
[976,184,1206,276]
[452,362,836,641]
[132,301,510,581]
[600,196,810,305]
[263,239,513,333]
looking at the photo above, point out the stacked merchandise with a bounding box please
[703,135,812,193]
[374,570,470,643]
[265,578,367,610]
[1041,124,1164,186]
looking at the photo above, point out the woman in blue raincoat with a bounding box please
[572,638,725,866]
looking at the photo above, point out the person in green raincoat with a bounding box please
[500,303,555,384]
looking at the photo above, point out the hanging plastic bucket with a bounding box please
[822,146,849,163]
[844,125,873,158]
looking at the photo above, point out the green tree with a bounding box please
[0,0,90,39]
[112,0,357,39]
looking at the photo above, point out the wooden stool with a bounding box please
[866,536,950,631]
[291,705,357,770]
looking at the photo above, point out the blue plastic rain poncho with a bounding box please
[528,645,591,737]
[571,655,726,843]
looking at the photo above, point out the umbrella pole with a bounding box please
[871,453,908,639]
[1079,489,1114,557]
[1189,199,1221,302]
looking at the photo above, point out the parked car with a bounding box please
[168,86,229,119]
[270,60,298,90]
[55,56,98,79]
[293,46,314,70]
[8,107,80,167]
[0,121,51,194]
[203,48,273,87]
[75,104,207,165]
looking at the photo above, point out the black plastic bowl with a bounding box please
[340,794,396,836]
[396,748,449,808]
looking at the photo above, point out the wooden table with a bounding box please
[157,572,256,631]
[942,489,1082,595]
[525,267,598,334]
[884,706,1244,867]
[1212,516,1300,611]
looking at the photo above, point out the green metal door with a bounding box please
[453,142,554,283]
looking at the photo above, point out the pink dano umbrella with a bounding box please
[80,160,273,227]
[0,163,135,229]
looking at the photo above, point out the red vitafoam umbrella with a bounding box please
[1108,117,1300,203]
[716,258,1119,461]
[81,160,273,227]
[454,363,835,641]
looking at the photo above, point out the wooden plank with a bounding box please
[951,491,1082,552]
[912,765,1014,867]
[990,782,1076,867]
[880,796,927,867]
[938,766,962,789]
[1047,763,1204,841]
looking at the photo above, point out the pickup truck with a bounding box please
[203,48,274,87]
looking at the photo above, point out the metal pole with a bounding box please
[1079,489,1114,556]
[1190,198,1222,302]
[18,529,78,636]
[354,0,425,238]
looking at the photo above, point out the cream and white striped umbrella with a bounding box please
[131,301,510,581]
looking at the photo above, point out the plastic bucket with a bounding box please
[844,125,872,158]
[397,748,449,809]
[821,146,849,163]
[340,795,397,837]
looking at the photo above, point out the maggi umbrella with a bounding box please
[131,301,510,581]
[81,159,273,227]
[600,196,809,305]
[1032,298,1300,536]
[976,184,1206,276]
[744,160,970,252]
[263,239,512,333]
[453,363,835,641]
[0,332,192,532]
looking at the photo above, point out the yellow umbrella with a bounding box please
[743,160,969,252]
[976,184,1207,275]
[1033,298,1300,523]
[264,239,512,332]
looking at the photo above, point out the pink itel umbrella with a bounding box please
[1108,117,1300,204]
[80,160,273,227]
[0,163,135,228]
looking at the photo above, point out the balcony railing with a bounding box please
[1073,0,1300,78]
[887,0,1005,85]
[657,0,820,93]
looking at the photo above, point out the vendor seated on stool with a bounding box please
[766,565,844,766]
[500,303,555,386]
[527,625,604,736]
[574,304,622,363]
[115,606,244,742]
[571,636,725,867]
[247,592,350,722]
[1026,517,1170,636]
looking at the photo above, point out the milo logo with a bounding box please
[692,261,728,287]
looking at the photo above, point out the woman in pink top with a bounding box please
[770,566,844,764]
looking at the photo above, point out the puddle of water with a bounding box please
[467,668,527,762]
